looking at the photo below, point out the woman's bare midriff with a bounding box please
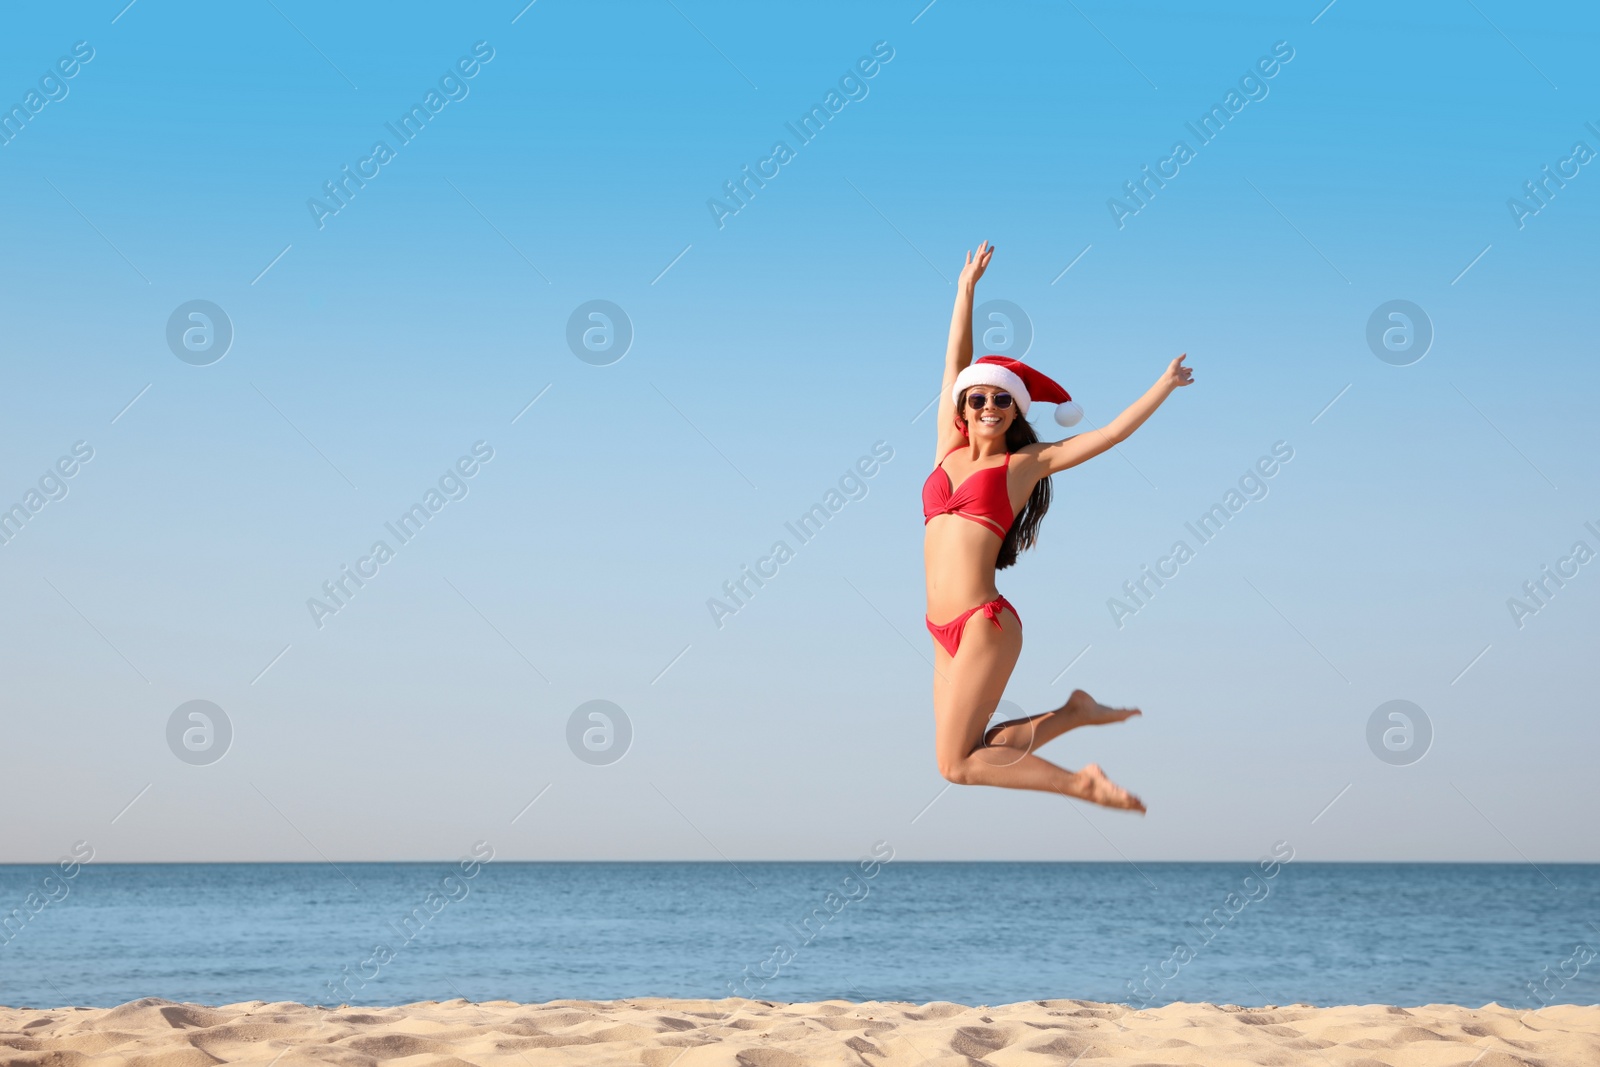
[923,516,1008,622]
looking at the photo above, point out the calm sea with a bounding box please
[1,862,1596,1009]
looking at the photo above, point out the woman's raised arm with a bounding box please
[934,241,994,457]
[1030,354,1195,475]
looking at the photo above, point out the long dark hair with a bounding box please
[957,387,1052,570]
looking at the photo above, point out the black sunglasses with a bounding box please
[965,391,1014,410]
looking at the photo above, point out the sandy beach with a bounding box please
[1,996,1595,1067]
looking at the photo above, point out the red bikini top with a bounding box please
[922,443,1014,538]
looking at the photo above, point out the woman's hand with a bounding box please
[1160,353,1195,392]
[958,240,994,290]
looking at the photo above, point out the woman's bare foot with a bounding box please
[983,689,1140,750]
[1068,763,1146,813]
[1062,688,1141,727]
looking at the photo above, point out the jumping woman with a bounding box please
[924,240,1193,811]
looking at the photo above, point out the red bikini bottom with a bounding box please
[925,594,1020,657]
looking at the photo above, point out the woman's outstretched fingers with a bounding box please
[959,241,994,286]
[1163,353,1194,390]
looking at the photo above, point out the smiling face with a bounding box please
[960,386,1019,439]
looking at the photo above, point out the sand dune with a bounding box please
[1,996,1595,1067]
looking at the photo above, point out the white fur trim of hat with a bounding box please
[951,356,1083,427]
[951,363,1030,411]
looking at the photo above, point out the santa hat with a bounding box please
[951,355,1083,427]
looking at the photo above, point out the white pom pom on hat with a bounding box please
[952,355,1082,426]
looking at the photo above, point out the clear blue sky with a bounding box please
[1,0,1596,863]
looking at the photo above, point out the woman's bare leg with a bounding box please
[983,690,1141,751]
[930,611,1145,812]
